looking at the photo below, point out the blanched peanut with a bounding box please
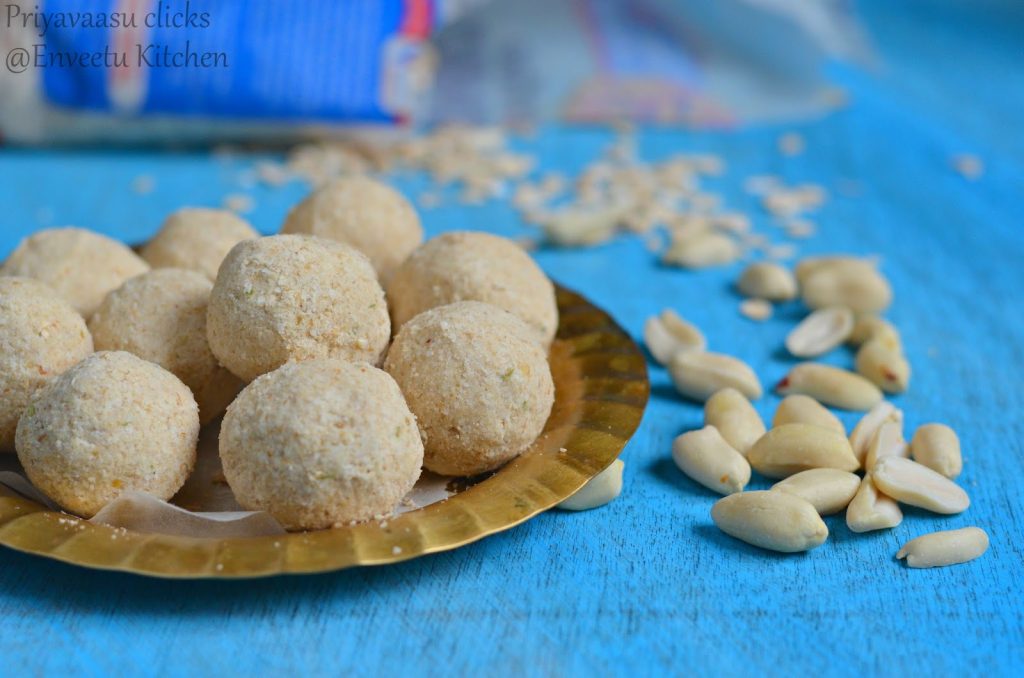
[910,423,962,479]
[785,307,854,358]
[644,316,678,366]
[776,363,882,411]
[863,419,909,469]
[795,255,869,285]
[663,232,739,268]
[855,338,911,394]
[872,457,970,514]
[672,426,750,495]
[772,394,845,435]
[711,491,828,553]
[661,309,706,350]
[558,459,624,511]
[848,314,901,349]
[771,468,861,515]
[800,259,893,313]
[846,473,903,533]
[747,423,860,479]
[643,309,706,365]
[669,351,762,402]
[739,298,773,322]
[542,210,619,246]
[736,262,798,301]
[774,364,880,411]
[704,388,765,455]
[849,401,902,465]
[896,527,989,568]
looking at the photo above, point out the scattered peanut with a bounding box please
[672,426,751,495]
[739,298,773,321]
[778,132,805,157]
[951,154,984,181]
[794,255,870,285]
[713,213,751,234]
[704,388,766,455]
[772,394,845,435]
[849,401,903,465]
[661,309,707,349]
[223,193,255,214]
[736,262,798,301]
[855,338,911,394]
[663,231,739,268]
[557,459,624,511]
[785,306,854,358]
[848,314,901,349]
[746,423,860,479]
[776,362,883,411]
[864,419,909,469]
[643,309,706,365]
[784,219,816,239]
[910,423,962,479]
[765,243,797,261]
[896,527,989,568]
[800,258,893,313]
[846,474,903,533]
[669,351,763,402]
[762,184,826,218]
[771,468,861,515]
[711,491,828,553]
[542,209,621,246]
[872,457,970,514]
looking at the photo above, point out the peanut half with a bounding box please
[771,468,861,515]
[643,309,706,365]
[855,338,911,394]
[864,419,909,469]
[776,362,882,411]
[846,473,903,533]
[542,209,621,246]
[672,426,751,495]
[711,491,828,553]
[663,231,739,268]
[736,262,798,301]
[910,423,962,479]
[896,527,989,568]
[799,258,893,313]
[558,459,624,511]
[669,351,762,402]
[772,394,845,435]
[871,456,970,514]
[795,255,870,285]
[747,423,860,479]
[739,298,773,322]
[785,306,854,358]
[848,314,901,349]
[849,401,903,465]
[704,388,766,455]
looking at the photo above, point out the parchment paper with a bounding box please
[0,422,453,538]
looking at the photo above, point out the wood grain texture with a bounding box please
[1,3,1023,673]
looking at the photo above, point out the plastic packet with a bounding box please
[0,0,868,144]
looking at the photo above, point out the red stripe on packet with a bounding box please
[400,0,433,38]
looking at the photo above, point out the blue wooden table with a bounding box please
[2,2,1022,675]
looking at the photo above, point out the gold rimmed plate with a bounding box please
[0,285,649,578]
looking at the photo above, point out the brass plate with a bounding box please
[0,286,649,578]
